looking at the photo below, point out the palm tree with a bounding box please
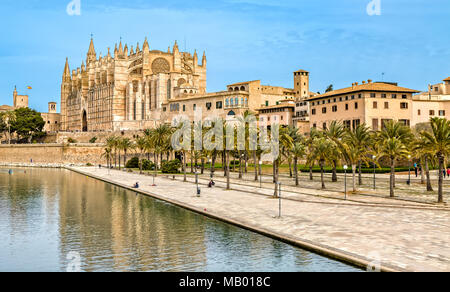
[306,127,321,181]
[106,136,119,169]
[324,121,345,182]
[2,111,16,144]
[378,120,413,188]
[292,142,306,186]
[135,136,147,174]
[412,136,434,191]
[101,147,112,168]
[270,126,294,197]
[379,137,410,197]
[346,124,373,186]
[420,118,450,203]
[120,138,134,168]
[308,137,334,189]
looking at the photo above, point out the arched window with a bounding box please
[234,87,239,91]
[225,99,229,106]
[235,97,239,105]
[228,88,233,92]
[245,98,248,106]
[240,86,245,91]
[230,98,233,106]
[228,110,236,116]
[241,97,244,105]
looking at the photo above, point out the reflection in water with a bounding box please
[0,168,358,272]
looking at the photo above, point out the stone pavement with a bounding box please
[70,167,450,272]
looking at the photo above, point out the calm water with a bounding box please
[0,168,358,272]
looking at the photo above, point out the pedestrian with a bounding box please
[447,168,450,179]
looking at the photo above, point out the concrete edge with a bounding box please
[67,167,405,273]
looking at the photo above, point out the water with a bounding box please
[0,168,359,272]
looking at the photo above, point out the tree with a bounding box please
[378,120,413,189]
[135,136,147,174]
[101,147,112,168]
[420,118,450,203]
[308,137,334,189]
[412,135,434,191]
[324,121,345,182]
[10,108,45,143]
[379,137,410,197]
[325,84,334,93]
[1,111,16,144]
[291,142,306,186]
[120,138,134,168]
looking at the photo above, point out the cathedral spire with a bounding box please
[136,42,140,53]
[202,51,207,67]
[63,57,71,82]
[193,50,198,64]
[107,47,111,59]
[87,37,97,64]
[130,45,134,55]
[143,37,149,51]
[173,40,179,53]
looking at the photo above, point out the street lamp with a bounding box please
[372,155,377,190]
[259,160,263,188]
[407,155,411,185]
[343,165,348,200]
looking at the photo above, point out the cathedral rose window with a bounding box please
[152,58,170,74]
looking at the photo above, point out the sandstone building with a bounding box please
[411,77,450,127]
[41,102,61,132]
[307,80,420,131]
[61,38,207,132]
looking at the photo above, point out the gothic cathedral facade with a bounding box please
[60,37,207,132]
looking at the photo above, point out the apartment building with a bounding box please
[307,80,419,131]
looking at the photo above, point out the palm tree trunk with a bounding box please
[425,157,433,192]
[245,155,248,173]
[211,152,217,179]
[183,151,187,182]
[309,165,313,181]
[118,151,121,170]
[332,160,337,182]
[294,157,299,186]
[320,160,325,189]
[139,151,143,174]
[124,150,127,168]
[239,152,243,179]
[288,158,293,178]
[358,161,362,186]
[226,151,231,190]
[273,163,276,183]
[274,159,279,197]
[201,158,205,175]
[352,164,357,192]
[420,158,425,184]
[438,154,444,203]
[390,157,395,197]
[253,150,258,181]
[191,150,194,173]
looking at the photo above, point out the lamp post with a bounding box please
[343,165,348,200]
[259,160,263,188]
[407,155,411,185]
[372,155,377,190]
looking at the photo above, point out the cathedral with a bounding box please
[61,37,207,132]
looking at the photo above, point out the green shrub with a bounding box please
[161,159,181,174]
[125,157,140,169]
[67,138,77,143]
[142,160,155,171]
[86,163,93,167]
[89,137,98,143]
[297,166,411,174]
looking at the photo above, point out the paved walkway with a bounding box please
[70,167,450,272]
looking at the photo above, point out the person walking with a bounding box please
[447,168,450,179]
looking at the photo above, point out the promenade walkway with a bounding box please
[70,166,450,272]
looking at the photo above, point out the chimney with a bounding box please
[368,79,372,83]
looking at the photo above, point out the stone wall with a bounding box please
[0,144,104,165]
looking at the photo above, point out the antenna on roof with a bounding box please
[382,72,385,81]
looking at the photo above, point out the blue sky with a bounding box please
[0,0,449,112]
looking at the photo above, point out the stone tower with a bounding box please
[294,70,310,99]
[13,86,29,108]
[48,102,57,113]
